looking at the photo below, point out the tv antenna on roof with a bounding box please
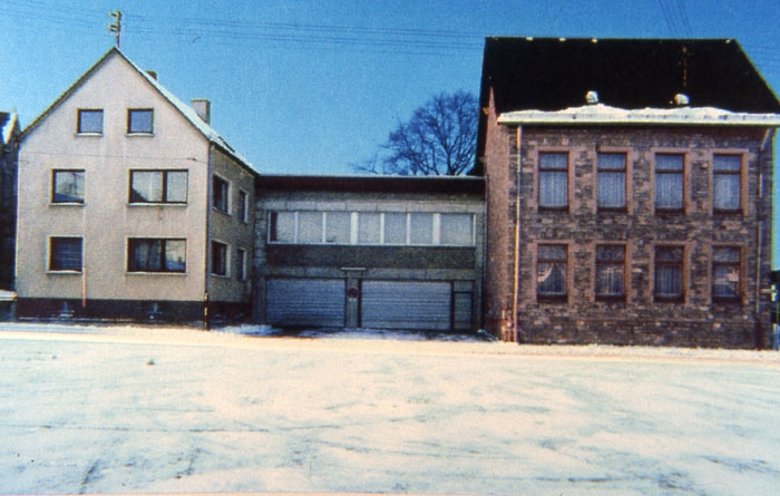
[108,10,122,48]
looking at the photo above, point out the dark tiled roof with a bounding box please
[480,37,780,114]
[258,174,484,195]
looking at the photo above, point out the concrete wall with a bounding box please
[16,52,210,318]
[489,125,773,348]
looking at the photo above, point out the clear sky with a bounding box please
[2,0,779,261]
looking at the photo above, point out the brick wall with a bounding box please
[491,125,773,348]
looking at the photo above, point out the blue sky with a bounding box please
[2,0,779,262]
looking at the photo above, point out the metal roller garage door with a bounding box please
[361,281,451,330]
[266,278,345,327]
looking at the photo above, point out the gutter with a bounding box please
[511,126,522,343]
[204,143,214,330]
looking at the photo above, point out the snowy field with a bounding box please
[1,323,779,495]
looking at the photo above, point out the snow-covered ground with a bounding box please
[1,322,779,495]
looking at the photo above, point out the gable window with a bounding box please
[50,237,83,272]
[655,246,684,302]
[712,246,741,301]
[77,109,103,134]
[127,109,153,134]
[211,241,229,276]
[236,248,247,281]
[237,190,249,223]
[130,170,187,204]
[440,213,474,246]
[539,152,568,210]
[597,153,626,210]
[595,245,625,300]
[212,175,229,213]
[52,170,85,204]
[655,153,684,212]
[128,238,186,273]
[713,154,742,213]
[537,244,567,300]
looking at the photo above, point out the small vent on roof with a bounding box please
[674,93,690,106]
[146,70,157,80]
[192,99,211,124]
[585,90,599,105]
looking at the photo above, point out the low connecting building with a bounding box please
[9,39,780,347]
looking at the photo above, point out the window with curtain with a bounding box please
[655,153,684,212]
[539,152,568,209]
[537,244,567,299]
[596,245,625,299]
[654,246,684,301]
[128,238,186,273]
[52,170,85,204]
[130,170,187,204]
[712,246,740,300]
[597,153,626,210]
[713,154,742,212]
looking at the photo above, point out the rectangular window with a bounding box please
[127,109,153,134]
[384,213,407,245]
[655,246,684,301]
[597,153,626,210]
[713,154,742,213]
[129,170,187,204]
[211,241,228,276]
[537,244,567,299]
[77,109,103,134]
[269,211,296,243]
[440,213,474,246]
[409,213,434,245]
[128,238,186,273]
[237,190,249,223]
[49,237,83,272]
[358,213,382,244]
[298,211,323,243]
[52,170,85,204]
[325,212,351,244]
[655,153,684,212]
[212,175,229,213]
[236,248,247,281]
[596,245,625,300]
[539,152,568,209]
[712,246,740,301]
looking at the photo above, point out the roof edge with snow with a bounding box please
[497,104,780,127]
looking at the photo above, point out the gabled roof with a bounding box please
[480,37,780,115]
[21,47,256,174]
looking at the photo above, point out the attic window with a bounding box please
[128,109,154,134]
[77,109,103,134]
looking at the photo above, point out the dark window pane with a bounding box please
[128,109,153,133]
[655,246,684,300]
[50,238,82,271]
[236,248,246,281]
[237,190,247,222]
[213,176,229,212]
[78,110,103,133]
[53,171,85,203]
[128,239,185,273]
[211,241,228,276]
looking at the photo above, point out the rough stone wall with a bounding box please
[509,126,773,349]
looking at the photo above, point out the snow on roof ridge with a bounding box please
[498,103,780,126]
[1,112,18,144]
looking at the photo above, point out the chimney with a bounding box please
[146,70,157,80]
[585,90,599,105]
[673,93,690,107]
[192,99,211,124]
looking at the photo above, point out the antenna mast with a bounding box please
[108,10,122,48]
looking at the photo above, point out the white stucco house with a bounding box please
[16,47,257,323]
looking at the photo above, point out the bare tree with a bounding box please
[355,91,477,176]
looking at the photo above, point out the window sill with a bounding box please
[597,208,628,214]
[127,271,187,276]
[537,295,568,303]
[655,209,686,216]
[50,202,85,207]
[712,296,741,304]
[210,273,230,279]
[126,132,154,137]
[654,296,684,303]
[538,207,569,213]
[75,132,102,137]
[128,202,188,207]
[47,270,82,275]
[596,295,626,302]
[713,210,743,217]
[212,207,231,217]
